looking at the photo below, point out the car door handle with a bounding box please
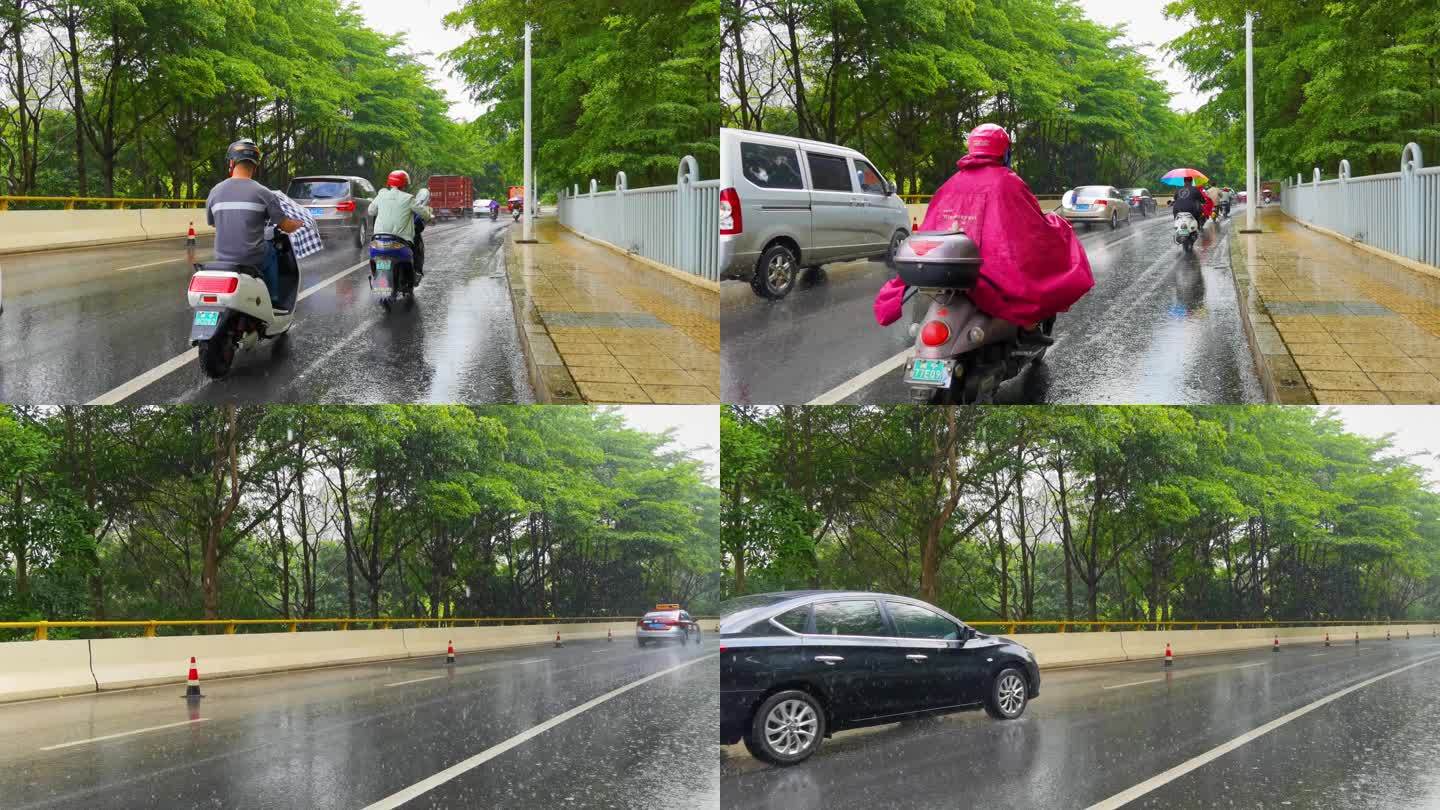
[814,655,845,665]
[906,654,928,662]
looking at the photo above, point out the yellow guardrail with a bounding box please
[967,619,1433,635]
[0,615,722,641]
[0,195,206,211]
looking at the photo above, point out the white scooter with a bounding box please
[187,228,300,378]
[1174,212,1200,254]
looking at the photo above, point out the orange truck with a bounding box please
[427,175,473,220]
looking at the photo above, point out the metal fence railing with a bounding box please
[1282,143,1440,268]
[0,195,205,211]
[557,156,720,282]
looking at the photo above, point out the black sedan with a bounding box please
[1124,187,1158,217]
[720,590,1040,765]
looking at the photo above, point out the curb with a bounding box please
[503,226,582,404]
[1225,219,1316,404]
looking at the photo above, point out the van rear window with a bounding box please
[740,142,804,190]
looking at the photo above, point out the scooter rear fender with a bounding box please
[911,292,1018,360]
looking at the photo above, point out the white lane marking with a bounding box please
[115,256,202,273]
[39,718,209,751]
[1310,653,1329,657]
[361,653,716,810]
[85,224,469,405]
[1234,662,1266,670]
[1102,678,1164,690]
[1085,653,1440,810]
[808,348,911,405]
[384,675,445,688]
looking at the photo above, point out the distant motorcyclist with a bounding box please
[205,140,303,307]
[1200,191,1215,227]
[489,199,500,219]
[369,170,433,280]
[873,123,1094,339]
[1172,176,1206,224]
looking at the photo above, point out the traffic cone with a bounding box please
[1325,633,1331,647]
[1273,636,1279,652]
[1387,629,1392,642]
[912,217,919,233]
[1355,632,1360,645]
[1406,630,1410,640]
[607,628,613,643]
[186,223,197,246]
[446,641,455,664]
[1163,643,1173,667]
[554,631,563,648]
[182,657,203,700]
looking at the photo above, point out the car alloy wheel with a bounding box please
[764,698,818,757]
[987,667,1028,719]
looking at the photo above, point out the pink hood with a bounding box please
[918,154,1094,326]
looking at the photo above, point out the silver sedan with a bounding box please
[1059,185,1132,229]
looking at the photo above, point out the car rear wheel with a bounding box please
[1108,211,1118,230]
[985,667,1029,720]
[751,244,799,300]
[747,690,825,765]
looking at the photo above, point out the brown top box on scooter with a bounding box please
[894,229,982,289]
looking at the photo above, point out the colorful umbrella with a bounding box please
[1161,168,1209,187]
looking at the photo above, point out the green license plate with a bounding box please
[194,310,220,327]
[374,259,392,271]
[908,359,953,386]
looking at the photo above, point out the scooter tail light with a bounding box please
[920,321,950,347]
[189,275,238,294]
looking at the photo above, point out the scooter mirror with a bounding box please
[414,188,431,206]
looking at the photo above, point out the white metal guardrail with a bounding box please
[1282,142,1439,268]
[557,156,719,282]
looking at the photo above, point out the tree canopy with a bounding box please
[723,405,1440,624]
[0,405,720,637]
[723,0,1231,195]
[1164,0,1440,181]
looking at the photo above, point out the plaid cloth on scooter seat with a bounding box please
[270,191,324,259]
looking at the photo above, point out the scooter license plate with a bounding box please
[374,259,392,271]
[194,310,220,327]
[908,359,955,387]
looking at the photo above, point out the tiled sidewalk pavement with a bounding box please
[506,217,720,403]
[1231,205,1440,404]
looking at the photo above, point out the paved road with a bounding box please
[1,637,717,809]
[721,636,1440,809]
[722,205,1264,405]
[0,217,534,404]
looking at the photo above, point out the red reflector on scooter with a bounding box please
[190,275,238,294]
[920,321,950,347]
[201,295,218,304]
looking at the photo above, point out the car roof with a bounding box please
[722,127,863,159]
[719,590,962,634]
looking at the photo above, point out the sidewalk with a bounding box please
[506,217,719,404]
[1230,205,1440,404]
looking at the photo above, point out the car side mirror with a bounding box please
[884,180,896,196]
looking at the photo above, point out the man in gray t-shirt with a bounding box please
[205,140,302,307]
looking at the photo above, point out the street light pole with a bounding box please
[522,21,535,243]
[1243,11,1260,232]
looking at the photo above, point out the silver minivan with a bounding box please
[287,175,377,249]
[720,128,911,299]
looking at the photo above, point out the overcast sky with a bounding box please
[353,0,483,121]
[616,406,719,484]
[1074,0,1215,112]
[1326,406,1440,486]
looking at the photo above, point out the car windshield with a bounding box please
[1076,186,1111,197]
[1126,189,1148,196]
[288,179,349,200]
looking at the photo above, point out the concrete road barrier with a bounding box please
[88,629,409,691]
[0,210,147,253]
[1017,631,1129,668]
[140,208,212,240]
[0,640,97,702]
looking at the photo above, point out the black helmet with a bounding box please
[227,139,261,166]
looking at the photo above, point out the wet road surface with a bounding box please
[721,206,1263,405]
[0,637,716,809]
[721,637,1440,809]
[0,218,534,404]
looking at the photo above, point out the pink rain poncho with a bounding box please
[875,153,1094,328]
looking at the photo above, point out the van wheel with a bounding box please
[885,229,908,269]
[985,667,1029,719]
[746,690,825,765]
[752,244,799,300]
